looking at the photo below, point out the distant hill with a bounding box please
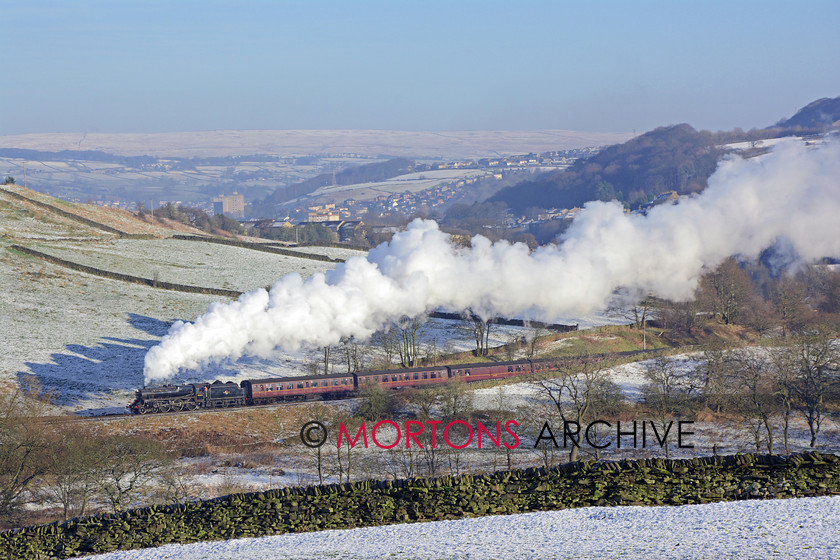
[489,124,722,212]
[772,97,840,132]
[255,157,416,212]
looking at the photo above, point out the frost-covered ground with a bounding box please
[29,238,337,293]
[0,245,221,410]
[278,245,368,261]
[80,496,840,560]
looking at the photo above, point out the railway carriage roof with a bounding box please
[354,365,449,377]
[243,372,354,384]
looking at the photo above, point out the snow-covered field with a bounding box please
[304,168,494,202]
[80,496,840,560]
[277,244,368,261]
[29,238,338,293]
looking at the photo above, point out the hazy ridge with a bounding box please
[0,129,634,159]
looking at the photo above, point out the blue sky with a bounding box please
[2,0,838,135]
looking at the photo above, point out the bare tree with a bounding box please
[338,339,367,373]
[695,346,730,413]
[698,258,754,325]
[610,294,656,330]
[331,413,358,484]
[460,312,494,357]
[303,403,335,485]
[769,345,796,454]
[392,315,426,367]
[322,346,332,375]
[382,445,421,480]
[725,349,777,453]
[535,355,622,462]
[524,324,548,360]
[641,357,697,458]
[93,435,168,513]
[780,331,839,447]
[0,381,52,523]
[769,276,812,336]
[411,386,443,476]
[39,425,100,520]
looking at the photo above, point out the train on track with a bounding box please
[129,351,649,415]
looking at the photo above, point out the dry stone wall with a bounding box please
[1,452,838,559]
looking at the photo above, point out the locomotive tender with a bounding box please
[129,353,638,415]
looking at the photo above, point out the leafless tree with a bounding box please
[393,315,426,367]
[695,346,730,413]
[698,257,755,325]
[725,349,777,453]
[769,276,812,336]
[38,425,100,520]
[460,312,494,357]
[535,355,623,462]
[779,331,839,447]
[523,324,548,360]
[0,381,52,523]
[92,435,168,513]
[641,357,698,458]
[338,339,367,373]
[331,415,358,484]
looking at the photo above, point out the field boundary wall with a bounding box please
[9,245,242,298]
[1,452,838,559]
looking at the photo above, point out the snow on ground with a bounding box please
[80,496,840,560]
[0,246,221,410]
[278,245,368,261]
[30,238,337,293]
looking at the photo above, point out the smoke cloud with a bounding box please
[143,138,840,384]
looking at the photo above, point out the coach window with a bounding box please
[413,373,419,380]
[508,367,513,373]
[297,382,304,389]
[259,384,265,391]
[287,383,293,390]
[391,375,397,382]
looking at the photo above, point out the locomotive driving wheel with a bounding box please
[159,402,172,413]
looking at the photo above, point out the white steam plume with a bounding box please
[143,138,840,384]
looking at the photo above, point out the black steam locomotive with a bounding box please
[130,381,246,414]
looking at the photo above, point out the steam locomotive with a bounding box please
[129,352,645,415]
